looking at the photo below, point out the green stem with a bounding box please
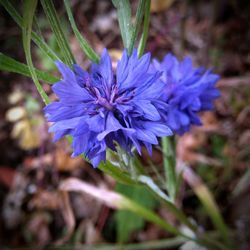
[128,0,146,55]
[92,237,186,250]
[162,136,177,201]
[120,196,193,240]
[138,0,151,57]
[181,164,233,249]
[0,53,59,84]
[0,0,60,62]
[64,0,99,63]
[41,0,75,66]
[22,0,50,105]
[112,0,132,49]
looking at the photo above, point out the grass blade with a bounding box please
[162,137,177,201]
[138,175,197,233]
[63,0,99,63]
[0,0,60,62]
[60,178,193,240]
[22,0,50,105]
[181,164,232,248]
[112,0,132,49]
[128,0,146,55]
[98,161,138,186]
[0,53,59,84]
[41,0,75,66]
[138,0,151,57]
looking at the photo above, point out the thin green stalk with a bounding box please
[91,237,186,250]
[162,136,177,201]
[98,161,138,186]
[22,0,50,105]
[128,0,146,55]
[0,53,59,84]
[181,164,232,249]
[121,196,227,250]
[41,0,75,66]
[0,0,60,62]
[112,0,132,49]
[101,159,198,234]
[138,0,151,57]
[64,0,99,63]
[138,175,197,233]
[119,196,194,240]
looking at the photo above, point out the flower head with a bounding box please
[44,49,172,167]
[151,53,220,134]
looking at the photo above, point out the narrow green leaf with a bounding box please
[98,161,138,186]
[112,0,132,49]
[22,0,50,105]
[181,164,232,249]
[115,183,158,243]
[61,178,193,241]
[128,0,146,55]
[99,159,197,233]
[162,136,177,201]
[89,237,186,250]
[63,0,99,63]
[0,0,60,62]
[0,53,59,83]
[138,175,197,233]
[138,0,151,57]
[120,196,191,239]
[41,0,75,66]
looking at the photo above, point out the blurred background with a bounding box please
[0,0,250,249]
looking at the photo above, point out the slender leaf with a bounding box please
[138,175,197,233]
[41,0,75,66]
[0,0,60,62]
[115,183,158,243]
[181,164,232,249]
[22,0,50,105]
[0,53,59,83]
[162,136,177,201]
[99,160,197,233]
[138,0,151,57]
[112,0,132,49]
[63,0,99,63]
[98,161,138,186]
[120,196,192,239]
[91,237,186,250]
[128,0,146,55]
[60,178,193,241]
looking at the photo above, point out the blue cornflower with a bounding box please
[44,49,172,167]
[151,53,220,134]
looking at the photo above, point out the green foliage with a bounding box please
[115,183,158,243]
[0,0,60,62]
[36,31,64,72]
[41,0,75,66]
[64,0,99,63]
[211,135,228,162]
[161,136,177,201]
[138,0,151,57]
[128,0,146,55]
[0,53,58,83]
[112,0,148,55]
[22,0,50,105]
[98,161,138,186]
[112,0,133,49]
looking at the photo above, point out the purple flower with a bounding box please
[151,53,220,134]
[44,49,172,167]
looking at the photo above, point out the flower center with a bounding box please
[97,95,113,110]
